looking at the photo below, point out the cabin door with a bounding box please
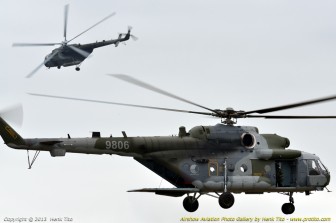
[275,160,297,187]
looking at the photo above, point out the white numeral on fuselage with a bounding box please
[106,141,129,150]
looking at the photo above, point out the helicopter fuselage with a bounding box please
[1,119,329,195]
[3,75,333,214]
[44,45,91,68]
[44,34,130,68]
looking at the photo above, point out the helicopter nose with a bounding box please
[44,57,50,66]
[44,55,50,62]
[44,54,54,67]
[324,172,330,186]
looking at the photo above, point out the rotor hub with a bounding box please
[212,108,247,125]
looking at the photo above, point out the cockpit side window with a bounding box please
[307,160,320,175]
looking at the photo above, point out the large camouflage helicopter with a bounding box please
[0,75,335,214]
[12,5,137,78]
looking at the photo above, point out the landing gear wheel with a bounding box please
[218,192,235,209]
[183,196,199,212]
[57,66,61,69]
[75,67,80,71]
[281,203,295,215]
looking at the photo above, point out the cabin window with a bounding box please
[208,162,218,176]
[240,164,248,173]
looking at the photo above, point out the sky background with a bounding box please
[1,0,336,222]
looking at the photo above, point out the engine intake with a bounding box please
[241,133,256,149]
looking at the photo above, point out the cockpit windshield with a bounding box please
[317,159,329,174]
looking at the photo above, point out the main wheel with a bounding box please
[183,196,199,212]
[281,203,295,215]
[75,67,80,71]
[218,192,235,209]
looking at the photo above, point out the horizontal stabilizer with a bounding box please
[127,188,199,197]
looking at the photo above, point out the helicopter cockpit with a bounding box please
[306,159,329,176]
[299,153,330,189]
[44,51,55,62]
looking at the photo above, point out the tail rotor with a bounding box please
[119,26,138,42]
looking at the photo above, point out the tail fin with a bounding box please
[115,34,123,47]
[0,116,25,145]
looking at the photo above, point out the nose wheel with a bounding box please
[282,203,295,215]
[75,63,82,71]
[281,192,295,215]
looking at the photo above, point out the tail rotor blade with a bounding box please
[118,33,138,41]
[126,26,138,41]
[130,35,138,41]
[0,104,23,127]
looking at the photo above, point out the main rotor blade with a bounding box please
[246,115,336,119]
[0,104,23,127]
[244,95,336,115]
[67,45,90,58]
[26,50,58,78]
[12,43,60,47]
[64,4,69,41]
[108,74,220,115]
[26,62,45,78]
[27,93,213,116]
[67,12,116,43]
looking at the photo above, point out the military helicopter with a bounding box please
[12,5,137,78]
[0,75,335,215]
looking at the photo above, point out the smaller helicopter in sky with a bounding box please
[12,5,137,78]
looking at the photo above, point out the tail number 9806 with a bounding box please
[106,141,130,150]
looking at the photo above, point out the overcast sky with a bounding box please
[1,0,336,222]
